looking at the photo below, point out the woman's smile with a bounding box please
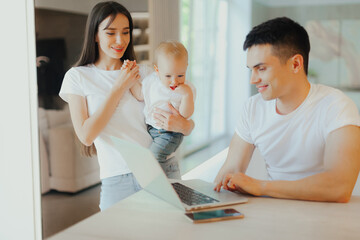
[111,46,125,53]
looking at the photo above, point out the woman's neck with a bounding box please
[94,56,122,71]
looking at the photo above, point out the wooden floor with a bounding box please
[41,184,101,239]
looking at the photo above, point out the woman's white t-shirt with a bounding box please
[59,64,153,179]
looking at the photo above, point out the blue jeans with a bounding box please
[147,125,183,179]
[99,173,141,211]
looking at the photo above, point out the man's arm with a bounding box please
[214,133,255,191]
[221,125,360,202]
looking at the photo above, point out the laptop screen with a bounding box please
[110,136,184,210]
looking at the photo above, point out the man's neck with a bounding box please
[276,80,311,115]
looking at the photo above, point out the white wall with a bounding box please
[0,0,42,239]
[149,0,180,63]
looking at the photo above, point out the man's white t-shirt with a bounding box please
[236,83,360,181]
[59,64,153,179]
[142,72,195,129]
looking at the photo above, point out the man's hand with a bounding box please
[214,126,360,202]
[213,134,255,192]
[220,172,263,196]
[214,166,234,192]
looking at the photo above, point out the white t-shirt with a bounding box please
[142,72,195,129]
[236,83,360,181]
[59,64,153,179]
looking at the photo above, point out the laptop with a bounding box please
[111,136,248,212]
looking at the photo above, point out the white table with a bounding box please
[49,189,360,240]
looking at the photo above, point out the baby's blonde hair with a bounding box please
[154,40,188,64]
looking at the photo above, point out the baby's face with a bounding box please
[155,54,188,90]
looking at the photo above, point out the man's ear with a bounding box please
[291,54,304,74]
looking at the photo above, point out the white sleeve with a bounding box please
[59,68,84,102]
[235,99,254,144]
[323,92,360,137]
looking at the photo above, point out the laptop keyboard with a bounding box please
[171,182,219,206]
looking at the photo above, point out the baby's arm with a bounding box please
[130,81,144,101]
[175,83,194,119]
[122,59,144,101]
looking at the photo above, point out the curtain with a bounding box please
[181,0,228,153]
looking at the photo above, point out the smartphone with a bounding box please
[185,208,244,223]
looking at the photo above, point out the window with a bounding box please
[180,0,229,153]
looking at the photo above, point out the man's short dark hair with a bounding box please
[243,17,310,75]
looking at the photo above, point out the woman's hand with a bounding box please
[153,103,194,136]
[113,60,140,92]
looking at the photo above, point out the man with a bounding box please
[214,17,360,202]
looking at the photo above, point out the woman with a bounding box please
[59,1,194,211]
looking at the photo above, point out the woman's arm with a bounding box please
[67,64,140,146]
[153,103,194,136]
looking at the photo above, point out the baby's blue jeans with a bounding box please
[147,125,183,179]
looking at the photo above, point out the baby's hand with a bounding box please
[174,83,192,96]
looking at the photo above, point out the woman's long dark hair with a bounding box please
[75,1,137,156]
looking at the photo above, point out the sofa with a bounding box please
[38,105,100,194]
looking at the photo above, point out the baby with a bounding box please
[128,40,195,177]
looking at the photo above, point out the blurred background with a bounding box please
[34,0,360,238]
